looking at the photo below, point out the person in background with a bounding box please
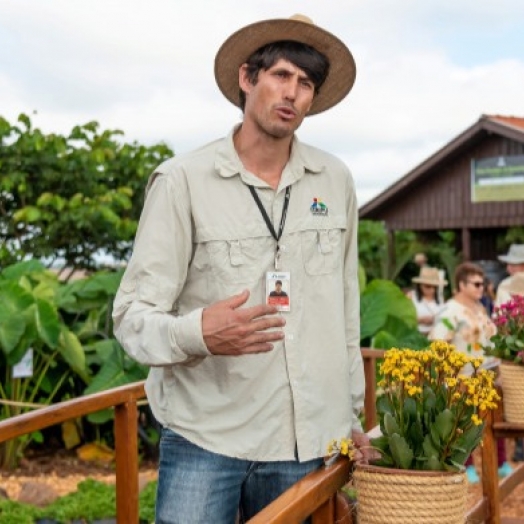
[410,267,446,335]
[429,262,512,483]
[495,244,524,462]
[495,244,524,307]
[414,252,428,268]
[112,14,373,523]
[480,276,496,317]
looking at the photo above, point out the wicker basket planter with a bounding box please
[499,361,524,424]
[353,464,467,524]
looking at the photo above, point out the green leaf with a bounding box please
[58,327,87,378]
[403,397,417,420]
[435,409,455,441]
[430,423,441,448]
[423,385,437,411]
[425,455,442,471]
[422,434,439,458]
[87,409,114,424]
[34,298,61,348]
[384,412,400,436]
[389,434,414,469]
[0,305,27,355]
[376,394,394,416]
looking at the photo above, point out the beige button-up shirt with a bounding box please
[113,127,363,462]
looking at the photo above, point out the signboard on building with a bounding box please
[471,155,524,202]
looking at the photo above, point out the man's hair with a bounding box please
[239,40,330,110]
[275,280,283,286]
[454,262,484,291]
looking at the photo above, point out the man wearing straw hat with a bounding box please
[113,14,371,523]
[495,244,524,307]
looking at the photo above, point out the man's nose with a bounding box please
[283,78,299,100]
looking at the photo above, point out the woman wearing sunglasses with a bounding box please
[430,261,512,483]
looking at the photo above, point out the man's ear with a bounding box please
[239,64,253,97]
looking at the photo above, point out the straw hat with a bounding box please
[498,244,524,264]
[412,267,448,287]
[214,14,356,116]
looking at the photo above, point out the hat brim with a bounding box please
[412,277,448,286]
[498,255,524,264]
[214,18,356,116]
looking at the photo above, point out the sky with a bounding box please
[1,0,523,205]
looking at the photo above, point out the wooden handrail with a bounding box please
[0,381,146,524]
[465,387,524,524]
[248,348,385,523]
[0,349,386,524]
[247,458,352,524]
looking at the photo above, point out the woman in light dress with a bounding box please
[429,262,512,483]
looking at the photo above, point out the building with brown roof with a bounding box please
[359,114,524,274]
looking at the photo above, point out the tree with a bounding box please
[0,114,173,272]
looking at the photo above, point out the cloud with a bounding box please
[1,0,523,206]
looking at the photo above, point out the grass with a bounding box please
[0,478,157,524]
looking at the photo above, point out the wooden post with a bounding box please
[482,410,501,524]
[363,355,377,431]
[311,495,336,524]
[461,227,471,261]
[115,399,139,524]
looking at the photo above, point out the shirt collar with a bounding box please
[215,125,323,186]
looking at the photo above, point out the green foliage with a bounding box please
[357,221,460,295]
[0,262,147,468]
[0,113,173,271]
[359,279,428,349]
[371,342,498,471]
[0,478,157,523]
[0,261,89,468]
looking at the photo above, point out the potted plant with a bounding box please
[484,294,524,423]
[328,340,500,524]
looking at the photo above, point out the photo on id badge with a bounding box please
[266,272,290,312]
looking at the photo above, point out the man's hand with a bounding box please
[351,430,380,464]
[202,290,285,356]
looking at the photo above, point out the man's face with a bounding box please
[240,58,315,139]
[275,283,282,293]
[507,263,524,276]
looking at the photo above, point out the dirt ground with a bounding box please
[0,447,158,500]
[1,443,524,518]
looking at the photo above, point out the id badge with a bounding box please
[266,271,291,312]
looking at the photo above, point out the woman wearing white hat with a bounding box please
[411,267,447,334]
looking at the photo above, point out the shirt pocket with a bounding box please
[300,228,344,275]
[205,237,269,285]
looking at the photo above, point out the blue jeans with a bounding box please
[155,427,323,524]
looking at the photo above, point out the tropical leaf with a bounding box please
[58,327,88,379]
[34,299,61,349]
[0,312,26,355]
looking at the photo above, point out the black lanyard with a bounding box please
[248,185,291,269]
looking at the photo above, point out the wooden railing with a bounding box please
[0,348,385,523]
[466,388,524,524]
[0,381,146,524]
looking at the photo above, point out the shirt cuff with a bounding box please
[173,308,211,358]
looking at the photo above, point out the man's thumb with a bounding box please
[227,289,250,309]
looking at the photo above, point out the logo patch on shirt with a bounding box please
[310,197,328,216]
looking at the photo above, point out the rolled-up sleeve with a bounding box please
[112,171,211,366]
